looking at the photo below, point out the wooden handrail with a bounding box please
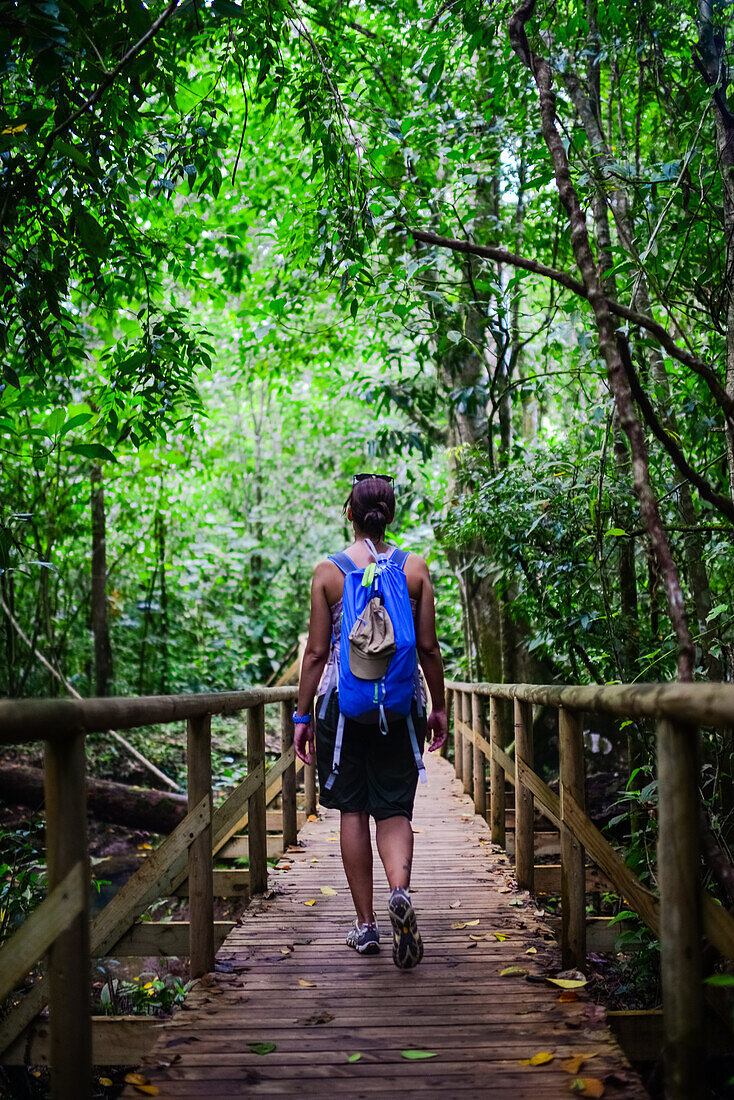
[446,679,734,1100]
[0,685,299,1100]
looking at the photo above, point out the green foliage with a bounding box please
[0,823,45,947]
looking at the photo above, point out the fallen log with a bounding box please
[0,763,187,833]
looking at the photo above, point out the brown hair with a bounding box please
[343,478,396,538]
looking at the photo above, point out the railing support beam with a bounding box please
[455,689,464,784]
[187,714,214,977]
[44,731,91,1100]
[489,695,506,847]
[559,707,586,970]
[247,703,268,894]
[281,701,298,849]
[514,698,534,892]
[461,691,473,796]
[657,718,704,1100]
[472,692,487,818]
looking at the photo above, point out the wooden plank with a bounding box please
[514,698,534,891]
[472,693,487,819]
[3,1016,166,1067]
[533,864,615,894]
[504,831,560,857]
[461,692,472,796]
[657,717,703,1100]
[559,707,586,970]
[0,861,85,1002]
[211,762,266,854]
[247,703,268,894]
[561,791,660,934]
[113,921,234,957]
[491,741,516,786]
[514,759,560,829]
[266,810,306,832]
[281,701,298,849]
[217,834,285,859]
[174,870,250,898]
[187,713,214,978]
[0,687,299,745]
[44,730,91,1100]
[489,695,506,846]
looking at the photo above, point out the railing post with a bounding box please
[559,708,586,970]
[472,692,487,818]
[455,690,464,783]
[281,700,298,849]
[489,695,506,847]
[44,732,91,1100]
[657,718,703,1100]
[514,698,534,892]
[461,690,473,796]
[187,713,214,978]
[303,751,317,818]
[247,702,268,894]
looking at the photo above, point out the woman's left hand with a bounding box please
[427,709,448,753]
[294,718,315,765]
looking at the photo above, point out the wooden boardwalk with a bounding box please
[124,753,646,1098]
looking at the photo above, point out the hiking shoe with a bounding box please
[388,887,423,969]
[346,919,380,955]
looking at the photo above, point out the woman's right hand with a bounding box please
[427,709,448,753]
[294,718,315,765]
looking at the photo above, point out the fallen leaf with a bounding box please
[401,1050,438,1060]
[100,1080,113,1088]
[300,1011,335,1026]
[280,947,292,955]
[526,947,537,954]
[279,863,292,871]
[498,886,511,893]
[125,1076,149,1088]
[500,966,529,977]
[248,1042,276,1055]
[137,843,152,850]
[509,899,524,907]
[561,1054,598,1075]
[311,858,319,862]
[320,886,338,895]
[469,933,489,941]
[569,1078,604,1097]
[466,941,477,949]
[558,990,580,1003]
[347,1053,362,1062]
[298,979,317,987]
[492,932,508,941]
[308,814,318,821]
[518,1052,555,1066]
[547,977,588,990]
[451,919,479,929]
[448,901,462,909]
[304,899,316,906]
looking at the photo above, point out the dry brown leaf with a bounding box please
[561,1054,598,1075]
[448,901,462,909]
[498,886,511,894]
[558,990,580,1003]
[568,1078,604,1097]
[466,941,478,949]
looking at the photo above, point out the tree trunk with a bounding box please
[91,465,113,697]
[0,762,187,832]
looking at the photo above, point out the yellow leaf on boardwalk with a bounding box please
[304,899,316,906]
[320,886,338,895]
[492,933,508,941]
[547,977,587,990]
[298,979,317,987]
[308,814,318,821]
[500,966,528,977]
[526,947,537,954]
[518,1051,554,1066]
[450,919,479,929]
[561,1054,598,1075]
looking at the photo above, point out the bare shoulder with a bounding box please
[403,551,430,579]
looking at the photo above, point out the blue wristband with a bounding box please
[292,711,312,725]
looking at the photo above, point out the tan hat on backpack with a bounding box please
[348,597,397,680]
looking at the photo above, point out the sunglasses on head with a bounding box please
[352,473,394,485]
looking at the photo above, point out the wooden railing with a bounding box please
[446,679,734,1100]
[0,686,306,1100]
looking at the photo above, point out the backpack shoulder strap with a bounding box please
[390,548,409,572]
[328,552,359,575]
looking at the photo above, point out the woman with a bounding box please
[293,474,448,969]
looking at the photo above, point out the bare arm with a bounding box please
[294,563,334,763]
[413,556,448,751]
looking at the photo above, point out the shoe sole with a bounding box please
[352,941,380,956]
[388,892,423,969]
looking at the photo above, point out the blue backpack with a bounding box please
[320,544,426,791]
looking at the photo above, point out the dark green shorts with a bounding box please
[315,692,426,821]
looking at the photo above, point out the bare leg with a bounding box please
[375,815,414,891]
[340,811,374,924]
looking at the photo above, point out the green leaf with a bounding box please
[706,603,728,622]
[401,1050,438,1060]
[60,412,93,436]
[347,1053,362,1062]
[247,1041,276,1055]
[704,974,734,987]
[604,528,627,537]
[69,443,117,463]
